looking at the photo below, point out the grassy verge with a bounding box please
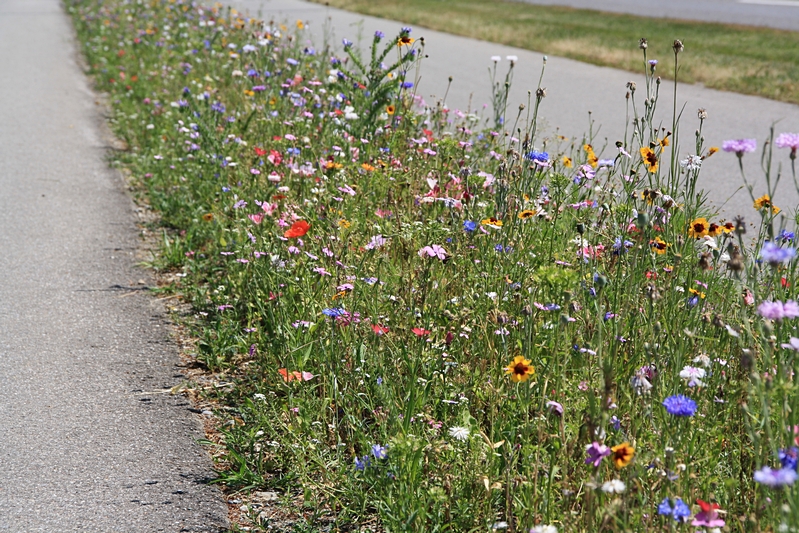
[68,0,799,531]
[312,0,799,105]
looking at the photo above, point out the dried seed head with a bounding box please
[536,87,547,98]
[734,215,746,235]
[698,252,713,271]
[673,39,684,53]
[626,81,637,91]
[697,108,708,120]
[639,38,648,50]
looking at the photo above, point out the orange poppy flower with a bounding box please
[284,220,310,238]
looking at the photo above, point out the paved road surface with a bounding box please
[0,0,229,531]
[513,0,799,32]
[243,0,799,219]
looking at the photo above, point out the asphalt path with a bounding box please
[0,0,229,531]
[511,0,799,32]
[243,0,799,219]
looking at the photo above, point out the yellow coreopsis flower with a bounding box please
[505,356,535,383]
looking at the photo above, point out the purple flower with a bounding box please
[722,138,757,155]
[657,497,691,521]
[371,444,388,460]
[758,300,799,321]
[761,241,796,265]
[754,466,798,486]
[526,151,549,163]
[775,132,799,151]
[210,101,226,113]
[662,394,697,416]
[585,442,611,467]
[780,447,799,470]
[374,30,385,39]
[782,337,799,351]
[354,455,371,471]
[546,400,564,416]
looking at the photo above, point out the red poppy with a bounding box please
[372,324,389,336]
[782,277,790,288]
[254,147,267,156]
[284,220,310,238]
[412,327,431,337]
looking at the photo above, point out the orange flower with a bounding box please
[284,220,310,238]
[386,105,395,115]
[583,144,598,168]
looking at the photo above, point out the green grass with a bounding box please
[313,0,799,105]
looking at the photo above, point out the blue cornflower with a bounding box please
[322,307,345,318]
[210,101,226,113]
[780,229,795,242]
[657,497,691,521]
[780,447,799,470]
[401,81,414,89]
[401,26,412,33]
[662,394,697,416]
[371,444,388,460]
[354,455,371,471]
[246,68,259,77]
[342,38,353,48]
[463,220,477,232]
[761,241,796,265]
[374,30,385,39]
[286,58,299,66]
[525,150,549,163]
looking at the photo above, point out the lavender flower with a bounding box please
[757,300,799,321]
[761,241,796,265]
[754,466,798,487]
[722,138,757,155]
[775,132,799,152]
[371,444,388,460]
[662,394,697,416]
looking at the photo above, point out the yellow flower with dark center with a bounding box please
[481,217,503,228]
[386,105,395,115]
[640,146,659,173]
[243,89,254,97]
[505,355,535,383]
[722,221,735,233]
[650,236,669,254]
[659,136,670,148]
[562,156,573,168]
[583,144,598,168]
[708,222,722,237]
[296,19,305,29]
[202,213,214,222]
[611,442,635,468]
[706,146,719,158]
[754,194,781,214]
[518,209,538,220]
[361,163,375,172]
[397,36,414,46]
[642,188,660,205]
[688,217,709,238]
[338,219,351,228]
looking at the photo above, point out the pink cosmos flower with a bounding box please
[418,244,448,260]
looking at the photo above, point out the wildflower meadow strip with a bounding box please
[68,1,799,531]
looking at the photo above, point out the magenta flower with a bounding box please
[585,442,611,467]
[722,138,757,155]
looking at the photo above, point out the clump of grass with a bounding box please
[313,0,799,105]
[68,0,799,531]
